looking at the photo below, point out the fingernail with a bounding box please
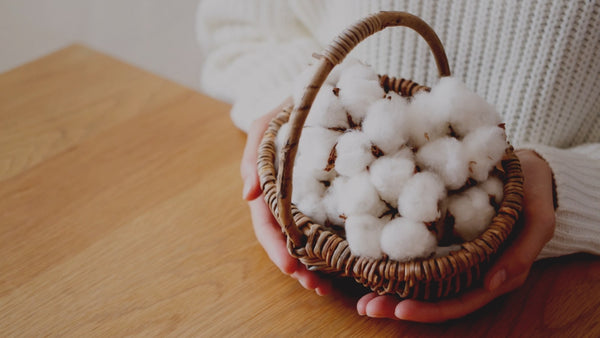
[489,269,506,291]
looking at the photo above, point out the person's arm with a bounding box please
[521,143,600,259]
[196,0,320,131]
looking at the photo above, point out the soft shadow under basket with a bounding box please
[258,11,524,300]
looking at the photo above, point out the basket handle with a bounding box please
[277,11,451,248]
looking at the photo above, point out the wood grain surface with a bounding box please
[0,45,599,337]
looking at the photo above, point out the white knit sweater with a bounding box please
[196,0,600,259]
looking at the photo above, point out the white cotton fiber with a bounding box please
[369,154,415,205]
[321,176,342,225]
[362,93,410,154]
[338,76,385,123]
[292,171,327,205]
[416,137,470,190]
[431,77,502,137]
[295,193,328,226]
[345,214,385,259]
[305,83,349,129]
[335,131,375,177]
[380,217,437,261]
[463,126,507,182]
[407,91,452,148]
[447,186,496,241]
[479,175,504,205]
[296,126,339,180]
[336,172,386,218]
[336,60,379,83]
[325,58,365,86]
[398,172,446,223]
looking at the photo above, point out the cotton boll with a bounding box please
[448,186,496,242]
[398,172,446,223]
[345,214,385,259]
[335,131,375,177]
[362,93,410,154]
[296,126,339,180]
[325,58,363,86]
[322,176,346,225]
[295,194,328,225]
[338,78,385,123]
[407,91,452,147]
[291,171,327,205]
[336,172,387,218]
[369,154,415,205]
[380,217,437,261]
[463,126,508,182]
[416,137,470,190]
[305,83,349,129]
[479,175,504,206]
[337,60,379,83]
[433,77,502,136]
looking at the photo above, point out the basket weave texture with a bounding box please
[257,11,524,300]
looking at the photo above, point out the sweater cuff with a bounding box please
[519,143,600,260]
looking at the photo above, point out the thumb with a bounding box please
[486,150,555,292]
[241,98,293,201]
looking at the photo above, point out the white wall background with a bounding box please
[0,0,203,90]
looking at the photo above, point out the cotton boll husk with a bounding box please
[463,126,508,181]
[433,77,502,136]
[448,186,496,242]
[362,93,411,154]
[369,153,415,205]
[345,214,386,259]
[338,78,385,122]
[335,131,375,177]
[336,172,387,218]
[380,217,437,261]
[296,126,339,180]
[304,83,349,129]
[398,172,446,223]
[479,175,504,205]
[407,90,452,148]
[416,137,470,190]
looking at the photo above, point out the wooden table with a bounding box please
[1,45,599,337]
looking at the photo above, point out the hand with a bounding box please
[241,98,333,296]
[356,149,556,322]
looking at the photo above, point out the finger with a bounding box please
[486,152,555,291]
[395,274,528,323]
[241,98,292,201]
[249,198,298,275]
[357,293,378,315]
[291,266,333,295]
[364,295,401,319]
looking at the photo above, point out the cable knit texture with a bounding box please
[196,0,600,259]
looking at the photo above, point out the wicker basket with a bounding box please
[258,11,524,300]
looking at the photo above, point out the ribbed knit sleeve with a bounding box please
[521,143,600,259]
[196,0,319,131]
